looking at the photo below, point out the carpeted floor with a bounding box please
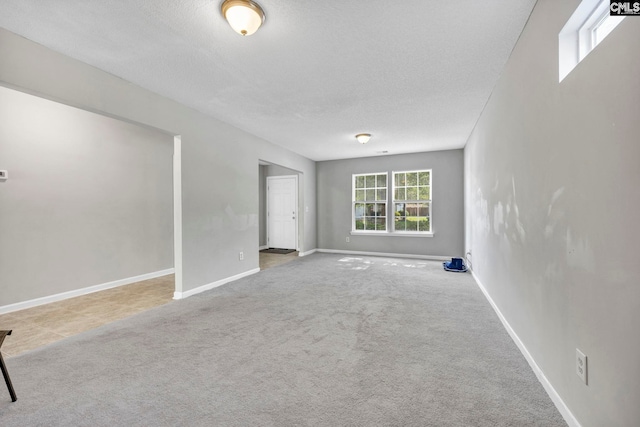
[0,254,566,426]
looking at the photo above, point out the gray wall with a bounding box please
[317,150,464,257]
[266,164,298,177]
[0,86,173,306]
[464,1,640,426]
[0,28,316,300]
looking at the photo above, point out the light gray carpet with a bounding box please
[0,254,566,426]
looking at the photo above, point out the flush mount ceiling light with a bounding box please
[355,133,372,144]
[221,0,265,36]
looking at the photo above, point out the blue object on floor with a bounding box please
[443,257,468,273]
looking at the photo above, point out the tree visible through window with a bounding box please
[353,173,387,231]
[393,170,431,233]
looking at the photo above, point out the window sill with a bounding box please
[350,231,434,238]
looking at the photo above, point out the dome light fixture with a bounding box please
[221,0,265,36]
[355,133,372,144]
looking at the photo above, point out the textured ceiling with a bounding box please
[0,0,536,161]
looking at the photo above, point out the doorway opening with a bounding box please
[258,161,303,270]
[0,86,182,354]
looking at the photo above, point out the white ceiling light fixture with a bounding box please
[221,0,265,36]
[355,133,371,144]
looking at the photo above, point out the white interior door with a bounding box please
[267,175,298,250]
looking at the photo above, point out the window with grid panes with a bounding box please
[353,173,387,231]
[393,170,431,233]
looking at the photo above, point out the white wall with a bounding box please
[0,28,316,298]
[0,86,173,306]
[317,150,464,257]
[464,1,640,426]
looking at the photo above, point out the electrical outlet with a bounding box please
[576,348,587,384]
[239,251,244,261]
[346,236,350,243]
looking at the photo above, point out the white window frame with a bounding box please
[351,172,388,233]
[351,170,434,237]
[392,169,433,236]
[578,0,625,61]
[559,0,626,82]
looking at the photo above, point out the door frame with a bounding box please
[266,174,299,250]
[172,135,183,298]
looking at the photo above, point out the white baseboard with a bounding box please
[470,269,581,427]
[0,268,175,315]
[316,248,450,261]
[259,245,268,251]
[173,268,260,300]
[298,249,317,257]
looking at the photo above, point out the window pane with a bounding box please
[352,172,393,232]
[418,218,430,232]
[406,218,418,231]
[407,187,417,200]
[593,14,625,48]
[389,170,431,233]
[405,203,418,216]
[419,171,430,185]
[418,186,430,201]
[365,217,376,230]
[365,203,374,216]
[407,172,418,186]
[366,175,375,188]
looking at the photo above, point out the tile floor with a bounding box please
[0,251,299,358]
[259,250,299,270]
